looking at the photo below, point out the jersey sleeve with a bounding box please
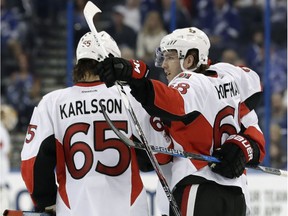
[213,63,265,163]
[133,76,206,123]
[127,90,174,166]
[237,66,262,114]
[236,66,265,163]
[241,110,266,162]
[21,97,57,211]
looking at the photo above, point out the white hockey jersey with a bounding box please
[21,81,171,216]
[146,63,265,214]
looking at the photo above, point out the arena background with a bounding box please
[1,0,287,215]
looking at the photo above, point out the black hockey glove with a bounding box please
[97,57,149,87]
[209,134,260,179]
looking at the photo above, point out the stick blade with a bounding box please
[83,1,101,17]
[257,165,288,177]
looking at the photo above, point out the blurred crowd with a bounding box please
[1,0,287,169]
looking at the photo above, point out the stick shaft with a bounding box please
[254,165,288,177]
[114,82,182,216]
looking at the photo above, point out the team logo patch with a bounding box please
[177,72,192,79]
[82,39,91,47]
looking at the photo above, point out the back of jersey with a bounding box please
[21,82,168,216]
[206,63,243,149]
[166,62,262,189]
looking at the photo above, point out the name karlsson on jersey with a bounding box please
[59,98,122,119]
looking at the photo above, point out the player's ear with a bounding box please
[184,54,195,69]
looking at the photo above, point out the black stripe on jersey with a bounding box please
[129,78,153,105]
[243,92,262,111]
[133,135,154,172]
[32,135,57,211]
[177,175,212,186]
[143,103,201,126]
[203,70,218,77]
[129,78,201,125]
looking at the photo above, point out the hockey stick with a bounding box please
[253,166,287,177]
[100,104,220,163]
[84,2,181,215]
[83,1,108,61]
[100,105,288,178]
[3,210,52,216]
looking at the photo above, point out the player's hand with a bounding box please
[209,134,255,179]
[97,57,149,87]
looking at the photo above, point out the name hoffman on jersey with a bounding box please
[214,81,239,99]
[59,99,122,119]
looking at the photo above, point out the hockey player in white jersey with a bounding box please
[20,31,172,216]
[0,105,17,214]
[98,27,266,216]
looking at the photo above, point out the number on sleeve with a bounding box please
[25,124,38,144]
[170,83,190,94]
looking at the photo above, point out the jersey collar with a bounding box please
[75,81,104,87]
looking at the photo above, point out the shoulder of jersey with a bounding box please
[210,62,238,71]
[39,87,70,106]
[210,62,246,77]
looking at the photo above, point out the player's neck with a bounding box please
[79,74,100,82]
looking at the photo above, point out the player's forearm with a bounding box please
[241,110,266,163]
[243,126,266,164]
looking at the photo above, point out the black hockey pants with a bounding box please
[170,175,246,216]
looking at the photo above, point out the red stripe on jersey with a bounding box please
[155,142,173,164]
[130,148,144,206]
[152,80,185,116]
[244,126,266,162]
[55,139,70,209]
[21,157,36,193]
[239,102,250,118]
[3,210,23,216]
[75,81,103,87]
[181,185,192,216]
[170,114,212,169]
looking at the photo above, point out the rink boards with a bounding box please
[1,170,287,216]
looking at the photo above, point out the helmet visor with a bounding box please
[154,47,164,67]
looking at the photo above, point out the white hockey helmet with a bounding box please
[76,31,121,63]
[158,27,210,68]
